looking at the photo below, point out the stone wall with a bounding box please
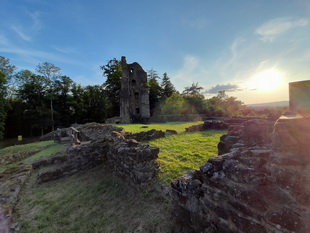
[37,123,160,185]
[218,119,275,155]
[171,117,310,233]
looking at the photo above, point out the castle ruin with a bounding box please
[120,56,150,123]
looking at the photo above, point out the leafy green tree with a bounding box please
[53,76,74,126]
[182,82,207,114]
[36,62,61,80]
[36,62,61,131]
[0,72,8,139]
[100,58,122,118]
[82,85,107,122]
[182,82,204,96]
[147,69,162,116]
[69,84,107,123]
[206,91,245,116]
[161,72,176,100]
[0,56,16,81]
[161,93,186,115]
[17,71,51,136]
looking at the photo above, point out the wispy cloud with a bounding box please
[0,46,82,65]
[12,25,32,41]
[52,46,79,54]
[172,55,209,90]
[10,10,43,42]
[205,84,243,94]
[29,11,42,31]
[255,17,308,42]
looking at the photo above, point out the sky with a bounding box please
[1,0,310,104]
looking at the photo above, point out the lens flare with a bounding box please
[247,68,282,92]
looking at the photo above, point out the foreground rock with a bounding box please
[171,117,310,233]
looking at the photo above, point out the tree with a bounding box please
[36,62,61,80]
[182,82,204,96]
[82,85,107,123]
[161,72,176,100]
[17,71,52,136]
[0,72,8,139]
[0,56,16,81]
[100,58,122,118]
[0,56,16,139]
[53,76,74,127]
[36,62,62,131]
[161,93,186,115]
[206,91,245,116]
[181,83,207,114]
[0,56,16,96]
[147,69,162,116]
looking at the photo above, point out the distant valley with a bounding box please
[246,101,289,110]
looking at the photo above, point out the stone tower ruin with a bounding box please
[120,56,150,123]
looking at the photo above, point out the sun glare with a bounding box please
[247,68,283,92]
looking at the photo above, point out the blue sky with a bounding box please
[1,0,310,104]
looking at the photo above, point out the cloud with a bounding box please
[11,25,32,41]
[205,84,243,94]
[29,11,42,31]
[0,46,82,65]
[255,17,308,42]
[171,55,209,90]
[52,46,79,54]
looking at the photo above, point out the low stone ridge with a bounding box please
[0,165,32,227]
[185,119,228,132]
[76,122,124,141]
[37,123,160,185]
[171,116,310,233]
[166,129,178,135]
[185,117,274,133]
[218,119,275,155]
[124,129,165,141]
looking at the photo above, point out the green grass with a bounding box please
[0,140,66,172]
[14,166,173,233]
[117,121,226,183]
[0,140,55,158]
[150,130,225,183]
[116,121,203,134]
[11,122,226,232]
[23,143,66,164]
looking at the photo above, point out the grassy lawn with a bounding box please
[14,165,173,233]
[118,122,226,183]
[150,130,225,183]
[116,121,204,133]
[7,122,225,232]
[0,140,66,172]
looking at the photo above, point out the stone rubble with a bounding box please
[37,123,160,185]
[171,117,310,233]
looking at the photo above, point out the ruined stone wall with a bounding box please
[120,56,150,123]
[171,117,310,233]
[37,123,159,185]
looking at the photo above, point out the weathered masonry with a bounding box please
[120,56,150,123]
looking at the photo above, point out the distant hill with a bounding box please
[246,101,289,110]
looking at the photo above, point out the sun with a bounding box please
[247,68,283,92]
